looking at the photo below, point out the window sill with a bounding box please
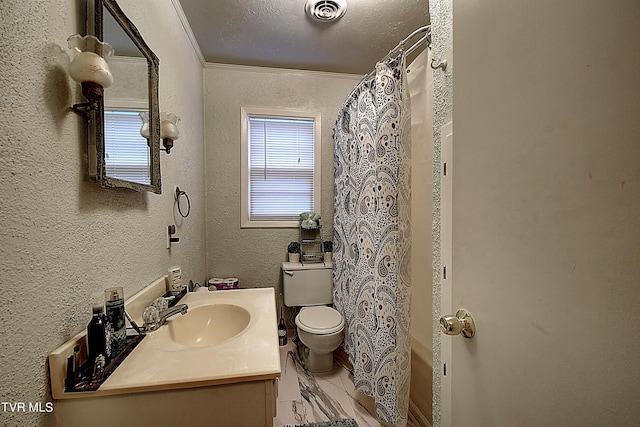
[241,219,300,229]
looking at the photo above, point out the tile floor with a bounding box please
[273,341,419,427]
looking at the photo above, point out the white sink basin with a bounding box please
[166,303,251,348]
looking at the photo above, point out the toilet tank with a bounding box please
[282,262,333,307]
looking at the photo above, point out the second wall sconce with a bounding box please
[160,112,180,154]
[140,112,180,154]
[139,111,150,140]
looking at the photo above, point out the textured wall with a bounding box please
[203,64,361,314]
[0,0,205,425]
[428,1,453,426]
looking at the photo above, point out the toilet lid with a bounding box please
[296,306,344,335]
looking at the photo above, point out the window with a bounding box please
[104,109,151,185]
[241,107,321,228]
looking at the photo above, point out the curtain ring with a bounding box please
[175,186,191,218]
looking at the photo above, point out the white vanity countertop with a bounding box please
[49,281,281,399]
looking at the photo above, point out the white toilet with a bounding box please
[282,262,344,373]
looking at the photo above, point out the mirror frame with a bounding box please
[89,0,161,193]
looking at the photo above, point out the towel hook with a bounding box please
[431,57,448,71]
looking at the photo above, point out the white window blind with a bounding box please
[248,116,315,221]
[104,110,151,185]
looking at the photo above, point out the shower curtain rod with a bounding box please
[342,25,431,106]
[387,25,432,60]
[362,25,431,81]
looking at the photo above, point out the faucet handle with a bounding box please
[151,297,168,311]
[142,305,160,331]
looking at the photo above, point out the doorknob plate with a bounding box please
[439,309,475,338]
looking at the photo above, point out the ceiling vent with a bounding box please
[305,0,347,22]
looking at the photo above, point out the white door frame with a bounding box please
[438,121,453,427]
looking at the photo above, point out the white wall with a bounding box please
[203,64,361,313]
[0,1,205,425]
[448,0,640,425]
[429,1,453,423]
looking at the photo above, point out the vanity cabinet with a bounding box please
[55,379,277,426]
[49,278,281,426]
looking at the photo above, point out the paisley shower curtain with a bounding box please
[333,53,411,427]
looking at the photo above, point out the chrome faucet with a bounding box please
[140,303,189,332]
[158,304,189,325]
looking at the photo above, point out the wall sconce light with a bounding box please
[160,112,180,154]
[139,111,150,140]
[139,111,180,154]
[67,34,114,114]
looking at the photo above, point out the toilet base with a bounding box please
[300,344,335,373]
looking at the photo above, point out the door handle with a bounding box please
[439,309,475,338]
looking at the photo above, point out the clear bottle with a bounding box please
[87,303,108,364]
[105,287,126,359]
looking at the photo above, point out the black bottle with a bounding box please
[278,307,287,346]
[87,303,108,364]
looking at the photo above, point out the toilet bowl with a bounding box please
[295,306,344,373]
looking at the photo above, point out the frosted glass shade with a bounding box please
[67,34,114,88]
[139,112,150,139]
[160,113,180,140]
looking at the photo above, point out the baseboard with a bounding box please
[409,399,432,427]
[334,346,353,373]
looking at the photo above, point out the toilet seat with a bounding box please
[296,306,344,335]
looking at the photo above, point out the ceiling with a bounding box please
[177,0,430,74]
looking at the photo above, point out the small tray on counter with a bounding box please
[162,285,187,307]
[64,332,145,393]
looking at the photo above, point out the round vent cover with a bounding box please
[305,0,347,22]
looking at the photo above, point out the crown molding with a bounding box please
[171,0,205,66]
[204,62,363,81]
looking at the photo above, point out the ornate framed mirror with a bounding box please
[87,0,161,193]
